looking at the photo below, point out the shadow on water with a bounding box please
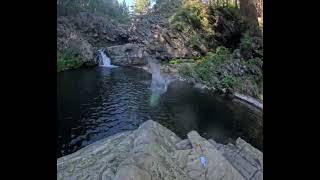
[57,67,262,157]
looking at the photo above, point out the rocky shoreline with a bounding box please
[57,120,263,180]
[135,64,263,112]
[57,0,263,104]
[233,93,263,110]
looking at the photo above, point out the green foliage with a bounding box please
[192,46,231,86]
[259,94,263,101]
[215,46,230,55]
[240,32,253,50]
[239,32,254,58]
[217,5,239,21]
[134,0,150,14]
[233,76,261,98]
[179,46,232,86]
[57,52,82,72]
[198,46,232,63]
[230,57,263,98]
[169,58,181,65]
[209,0,239,8]
[160,60,168,65]
[179,46,260,92]
[221,74,236,89]
[179,63,196,77]
[57,0,131,23]
[213,5,249,49]
[171,21,185,32]
[190,34,202,49]
[178,43,263,98]
[246,58,262,67]
[194,61,213,85]
[169,0,249,51]
[169,0,210,31]
[166,0,263,98]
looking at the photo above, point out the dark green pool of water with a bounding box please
[57,67,262,158]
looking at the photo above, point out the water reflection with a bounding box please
[57,67,262,157]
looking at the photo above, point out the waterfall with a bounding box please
[98,50,117,68]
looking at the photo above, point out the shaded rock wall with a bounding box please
[106,44,149,66]
[57,12,129,67]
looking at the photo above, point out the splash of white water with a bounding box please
[149,59,169,106]
[98,50,117,68]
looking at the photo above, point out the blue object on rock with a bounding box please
[200,156,206,168]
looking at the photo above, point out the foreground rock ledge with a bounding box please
[57,120,263,180]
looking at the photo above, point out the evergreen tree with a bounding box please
[58,0,130,21]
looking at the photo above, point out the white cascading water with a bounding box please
[149,59,169,106]
[98,50,117,68]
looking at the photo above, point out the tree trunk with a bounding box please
[239,0,261,37]
[255,0,263,18]
[234,0,238,8]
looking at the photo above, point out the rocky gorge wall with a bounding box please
[57,11,130,67]
[57,120,263,180]
[57,0,262,102]
[57,0,257,67]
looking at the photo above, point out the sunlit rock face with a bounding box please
[57,120,263,180]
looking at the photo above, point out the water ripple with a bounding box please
[57,67,263,157]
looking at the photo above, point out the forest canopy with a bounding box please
[57,0,130,19]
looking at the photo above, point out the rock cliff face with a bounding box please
[57,120,263,180]
[106,44,149,66]
[103,0,195,65]
[57,0,259,67]
[57,16,95,66]
[57,12,129,67]
[57,0,262,103]
[103,0,257,66]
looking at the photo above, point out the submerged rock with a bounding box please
[57,120,263,180]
